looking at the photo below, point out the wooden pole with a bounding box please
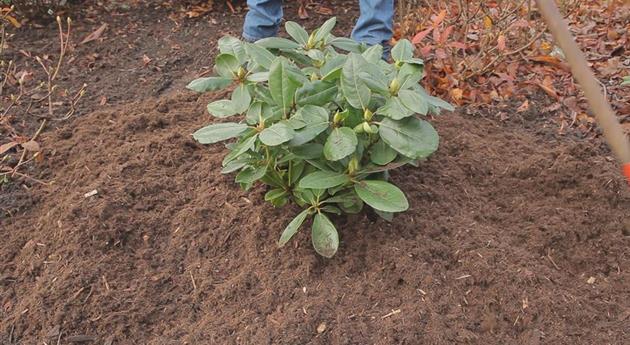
[535,0,630,184]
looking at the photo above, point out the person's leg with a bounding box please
[242,0,283,42]
[352,0,394,58]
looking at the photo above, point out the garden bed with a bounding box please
[1,1,629,344]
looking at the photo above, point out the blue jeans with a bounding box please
[242,0,393,55]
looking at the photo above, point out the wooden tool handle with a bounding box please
[536,0,630,183]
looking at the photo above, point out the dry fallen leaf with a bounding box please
[316,322,326,334]
[21,140,41,152]
[0,141,18,155]
[517,99,529,112]
[298,4,309,19]
[80,23,108,45]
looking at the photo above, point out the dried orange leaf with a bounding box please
[21,140,41,152]
[0,141,18,155]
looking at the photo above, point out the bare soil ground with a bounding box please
[1,1,629,344]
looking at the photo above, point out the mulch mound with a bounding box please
[1,91,629,344]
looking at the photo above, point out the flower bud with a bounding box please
[389,78,400,95]
[353,123,365,133]
[363,108,373,121]
[333,111,342,124]
[348,156,359,174]
[310,72,319,81]
[362,122,371,133]
[237,67,246,79]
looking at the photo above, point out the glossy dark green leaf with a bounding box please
[341,53,371,109]
[324,127,357,161]
[398,89,429,115]
[354,180,409,212]
[376,96,414,120]
[245,43,275,69]
[288,105,329,130]
[186,77,233,92]
[222,134,258,166]
[379,117,439,159]
[265,188,288,202]
[278,209,310,247]
[193,122,248,144]
[289,109,330,146]
[362,44,383,63]
[246,72,269,82]
[207,100,237,117]
[299,171,350,189]
[370,139,398,165]
[313,17,336,43]
[329,37,363,53]
[236,164,267,184]
[392,39,414,62]
[311,213,339,258]
[269,58,300,114]
[292,143,324,159]
[218,36,246,63]
[374,209,394,222]
[296,81,338,106]
[285,21,309,45]
[215,53,240,78]
[259,122,295,146]
[231,84,251,114]
[257,37,301,50]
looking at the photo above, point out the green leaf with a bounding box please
[392,39,414,62]
[215,53,241,78]
[259,122,295,146]
[370,139,397,165]
[186,77,233,92]
[622,76,630,86]
[374,209,394,222]
[218,36,246,63]
[398,89,429,115]
[288,105,329,129]
[207,100,237,117]
[193,122,248,144]
[311,213,339,258]
[354,180,409,212]
[397,63,423,89]
[329,37,363,53]
[289,109,330,146]
[278,209,311,247]
[296,80,338,106]
[265,188,288,202]
[222,134,258,165]
[292,143,324,159]
[306,49,326,62]
[299,171,350,189]
[285,21,309,45]
[244,43,275,69]
[246,72,269,82]
[341,53,371,109]
[313,17,337,43]
[235,164,267,184]
[231,84,251,114]
[320,55,346,80]
[320,205,342,215]
[221,158,248,174]
[362,44,383,63]
[324,127,357,161]
[359,66,389,95]
[269,58,300,115]
[256,37,301,50]
[376,96,414,120]
[378,117,439,159]
[417,87,455,112]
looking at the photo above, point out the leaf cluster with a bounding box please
[188,18,454,257]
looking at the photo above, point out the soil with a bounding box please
[2,1,630,345]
